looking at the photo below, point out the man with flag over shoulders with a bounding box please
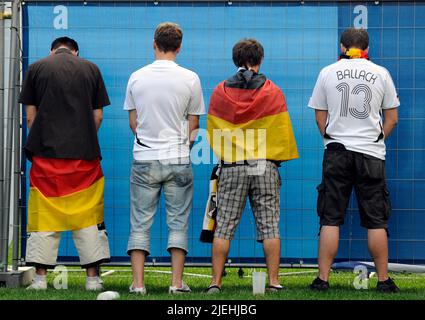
[308,28,400,293]
[19,37,111,291]
[206,39,298,293]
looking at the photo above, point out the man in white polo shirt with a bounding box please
[123,22,205,294]
[308,28,400,293]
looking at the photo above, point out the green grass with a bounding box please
[1,267,425,300]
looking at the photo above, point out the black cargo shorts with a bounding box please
[316,142,391,229]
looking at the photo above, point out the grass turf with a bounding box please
[1,267,425,300]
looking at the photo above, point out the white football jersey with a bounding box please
[308,58,399,160]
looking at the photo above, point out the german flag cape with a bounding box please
[207,72,298,163]
[28,157,105,232]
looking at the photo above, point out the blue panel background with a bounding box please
[22,1,425,264]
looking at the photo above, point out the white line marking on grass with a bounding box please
[58,269,211,278]
[279,271,318,276]
[101,270,115,277]
[183,272,211,278]
[65,275,166,278]
[145,270,212,278]
[243,269,319,278]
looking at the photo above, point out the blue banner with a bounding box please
[22,1,425,264]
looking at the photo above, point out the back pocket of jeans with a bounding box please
[174,165,193,187]
[131,161,153,184]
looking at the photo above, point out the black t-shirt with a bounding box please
[19,48,110,160]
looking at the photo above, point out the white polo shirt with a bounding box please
[308,58,400,160]
[124,60,205,160]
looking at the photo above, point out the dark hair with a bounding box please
[232,39,264,69]
[154,22,183,53]
[340,28,369,51]
[51,37,79,52]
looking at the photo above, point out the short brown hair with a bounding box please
[340,28,369,50]
[232,39,264,69]
[154,22,183,53]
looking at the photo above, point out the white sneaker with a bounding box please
[86,276,104,291]
[26,279,47,290]
[129,284,147,295]
[169,282,191,294]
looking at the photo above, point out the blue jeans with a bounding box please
[127,158,193,256]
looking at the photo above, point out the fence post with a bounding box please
[2,0,20,273]
[0,0,5,273]
[11,0,21,271]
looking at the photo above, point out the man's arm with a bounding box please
[383,108,398,139]
[26,105,37,130]
[315,110,328,136]
[129,110,137,135]
[93,108,103,132]
[188,115,200,149]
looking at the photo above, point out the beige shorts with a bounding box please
[26,224,110,268]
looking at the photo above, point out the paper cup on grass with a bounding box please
[97,291,120,300]
[252,271,266,295]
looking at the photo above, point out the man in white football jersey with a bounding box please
[308,28,400,293]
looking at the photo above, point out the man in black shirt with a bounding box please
[19,37,111,291]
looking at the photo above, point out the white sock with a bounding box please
[86,276,99,282]
[34,274,47,283]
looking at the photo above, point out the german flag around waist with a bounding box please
[207,80,299,163]
[28,156,104,232]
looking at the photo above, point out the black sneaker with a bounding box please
[377,277,400,293]
[310,277,330,291]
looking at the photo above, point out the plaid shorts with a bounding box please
[215,160,281,242]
